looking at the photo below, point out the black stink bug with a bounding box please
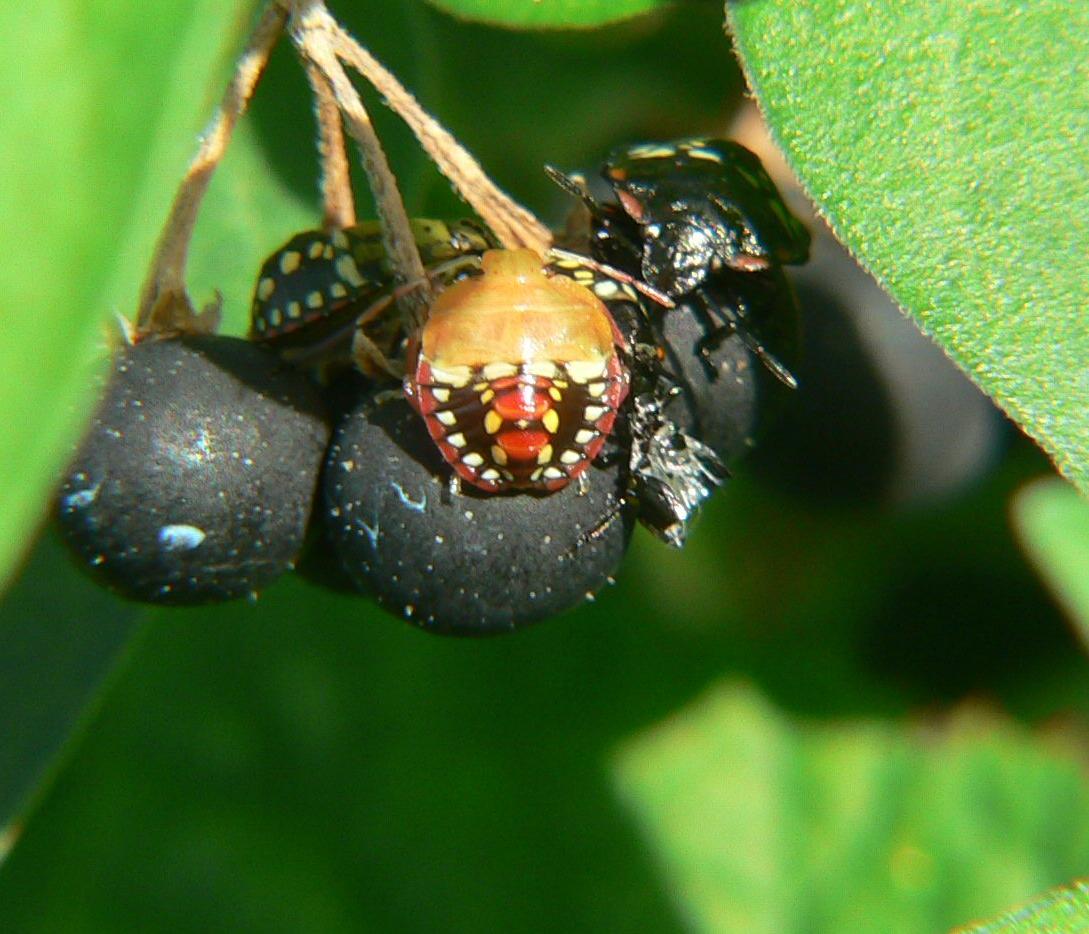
[547,137,809,544]
[601,137,810,292]
[549,137,809,389]
[250,218,496,368]
[403,248,631,493]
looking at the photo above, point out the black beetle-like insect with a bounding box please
[548,137,809,545]
[548,136,809,388]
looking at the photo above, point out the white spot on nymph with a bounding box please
[565,359,606,383]
[329,282,348,299]
[587,382,607,397]
[335,254,365,287]
[524,360,558,379]
[268,308,283,328]
[543,466,565,480]
[482,361,518,381]
[574,429,596,445]
[287,302,302,319]
[584,405,606,422]
[391,482,426,512]
[257,277,275,301]
[481,469,500,481]
[462,452,485,468]
[593,280,620,299]
[158,524,206,552]
[435,411,457,426]
[430,387,450,403]
[429,364,472,388]
[446,432,467,448]
[64,484,100,510]
[306,291,324,309]
[560,450,581,465]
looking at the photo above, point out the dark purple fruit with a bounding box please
[323,388,631,635]
[658,266,801,465]
[56,335,330,604]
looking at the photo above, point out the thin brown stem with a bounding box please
[290,1,430,327]
[135,2,287,337]
[303,56,356,230]
[326,21,551,255]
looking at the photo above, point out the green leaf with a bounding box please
[956,879,1089,933]
[423,0,672,29]
[0,533,144,843]
[1012,479,1089,641]
[727,1,1089,494]
[613,683,1089,933]
[0,1,263,594]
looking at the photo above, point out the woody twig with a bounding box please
[134,2,287,338]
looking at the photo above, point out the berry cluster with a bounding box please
[56,138,808,634]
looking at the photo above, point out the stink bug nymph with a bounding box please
[404,249,630,493]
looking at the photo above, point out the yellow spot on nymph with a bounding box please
[491,445,508,465]
[306,292,324,309]
[308,241,325,259]
[331,231,349,249]
[462,452,484,468]
[560,450,581,465]
[566,359,607,383]
[287,302,302,319]
[472,382,489,392]
[436,411,457,426]
[280,251,301,275]
[587,382,607,397]
[548,387,563,402]
[329,282,348,299]
[574,429,595,445]
[585,405,606,422]
[257,277,275,301]
[446,432,466,448]
[323,245,335,260]
[553,379,568,389]
[483,361,518,381]
[430,388,450,403]
[484,410,503,434]
[335,254,365,287]
[530,467,544,481]
[537,444,553,465]
[542,409,560,434]
[480,389,495,405]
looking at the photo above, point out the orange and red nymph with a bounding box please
[404,248,630,493]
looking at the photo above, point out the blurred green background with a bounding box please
[2,1,1089,931]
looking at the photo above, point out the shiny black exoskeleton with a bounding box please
[548,137,810,545]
